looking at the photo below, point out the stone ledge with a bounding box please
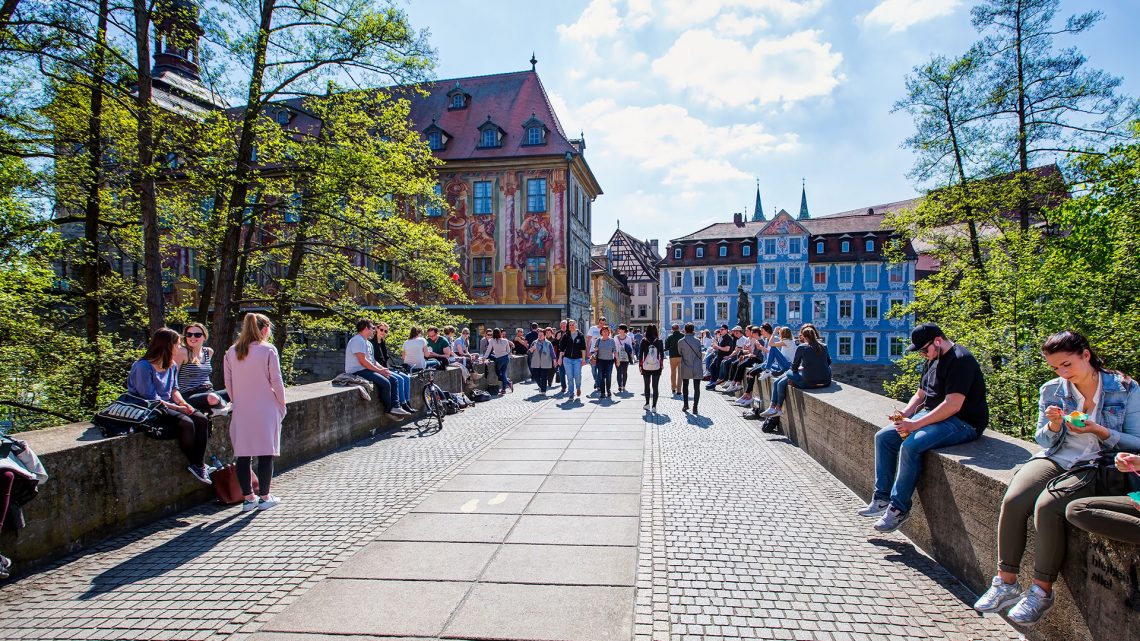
[752,378,1139,641]
[3,366,467,570]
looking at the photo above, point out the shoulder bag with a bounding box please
[1047,450,1135,498]
[92,394,165,438]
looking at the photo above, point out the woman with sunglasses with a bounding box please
[174,322,230,416]
[128,328,213,484]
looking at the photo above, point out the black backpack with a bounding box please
[761,416,782,434]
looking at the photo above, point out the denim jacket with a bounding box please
[1035,370,1140,455]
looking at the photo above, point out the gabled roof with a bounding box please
[804,197,921,235]
[608,228,663,278]
[402,70,579,160]
[758,210,809,236]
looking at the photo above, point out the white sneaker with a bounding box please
[389,407,412,417]
[873,505,910,532]
[758,406,778,417]
[734,397,752,406]
[257,495,281,511]
[1007,584,1054,626]
[241,498,259,512]
[974,576,1024,613]
[758,371,772,381]
[211,403,232,417]
[857,498,890,518]
[643,404,650,411]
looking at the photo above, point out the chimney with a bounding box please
[733,212,743,226]
[649,239,658,252]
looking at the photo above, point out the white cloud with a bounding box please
[566,99,799,185]
[657,0,824,29]
[651,29,844,108]
[714,12,770,37]
[862,0,963,33]
[556,0,623,42]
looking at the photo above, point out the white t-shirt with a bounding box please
[403,337,428,368]
[586,325,602,343]
[616,333,635,362]
[345,334,374,374]
[780,342,798,363]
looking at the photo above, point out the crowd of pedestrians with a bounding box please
[63,308,1138,627]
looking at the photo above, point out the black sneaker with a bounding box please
[401,403,415,413]
[188,465,213,484]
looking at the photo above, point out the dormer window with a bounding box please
[521,113,548,146]
[477,116,503,149]
[423,120,450,151]
[275,109,292,125]
[446,82,470,110]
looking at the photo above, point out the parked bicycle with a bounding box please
[412,367,446,432]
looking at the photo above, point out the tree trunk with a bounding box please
[134,0,163,333]
[79,0,110,412]
[273,213,308,354]
[209,0,276,356]
[1014,2,1031,231]
[0,0,21,28]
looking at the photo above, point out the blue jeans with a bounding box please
[764,348,791,373]
[563,358,583,396]
[596,359,614,395]
[388,370,411,405]
[771,371,802,407]
[493,355,511,392]
[350,369,398,412]
[406,360,439,373]
[703,350,716,375]
[592,362,600,389]
[557,362,566,388]
[873,409,979,513]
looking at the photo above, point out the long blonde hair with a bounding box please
[184,322,210,364]
[233,313,271,360]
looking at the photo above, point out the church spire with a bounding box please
[798,178,811,220]
[751,179,765,222]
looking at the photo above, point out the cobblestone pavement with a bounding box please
[0,370,1019,640]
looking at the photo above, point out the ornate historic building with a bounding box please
[659,185,919,368]
[601,228,661,331]
[408,66,602,330]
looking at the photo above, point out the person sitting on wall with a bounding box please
[1065,452,1140,546]
[425,326,454,371]
[737,323,775,407]
[856,323,989,534]
[706,324,734,385]
[512,327,530,356]
[524,322,540,349]
[346,319,411,418]
[402,326,438,373]
[709,326,746,390]
[972,330,1140,626]
[173,322,231,416]
[371,321,414,415]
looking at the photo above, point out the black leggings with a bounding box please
[184,388,230,413]
[616,362,629,389]
[682,378,701,408]
[159,411,211,467]
[237,456,275,497]
[642,370,661,407]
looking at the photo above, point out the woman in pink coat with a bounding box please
[223,313,287,512]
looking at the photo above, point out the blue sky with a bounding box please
[402,0,1140,246]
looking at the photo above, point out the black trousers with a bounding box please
[642,370,661,407]
[237,456,275,497]
[616,362,630,389]
[158,410,211,468]
[682,378,701,409]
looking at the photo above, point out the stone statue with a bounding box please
[736,284,750,327]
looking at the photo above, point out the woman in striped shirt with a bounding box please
[174,322,231,416]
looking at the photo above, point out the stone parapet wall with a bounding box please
[2,366,468,570]
[830,362,900,396]
[752,379,1139,641]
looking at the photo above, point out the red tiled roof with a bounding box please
[402,70,579,160]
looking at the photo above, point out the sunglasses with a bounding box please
[185,332,204,338]
[377,329,387,333]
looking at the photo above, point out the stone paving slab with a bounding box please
[552,460,644,476]
[525,492,641,516]
[481,544,638,585]
[560,448,645,461]
[410,490,534,514]
[437,473,546,493]
[329,541,497,581]
[478,447,566,460]
[461,459,556,475]
[376,512,519,543]
[260,578,467,636]
[506,515,640,546]
[538,474,643,494]
[443,583,636,641]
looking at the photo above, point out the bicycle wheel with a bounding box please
[421,384,444,431]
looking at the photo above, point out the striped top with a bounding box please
[178,347,214,393]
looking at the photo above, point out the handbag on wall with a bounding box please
[1047,450,1135,497]
[92,394,164,437]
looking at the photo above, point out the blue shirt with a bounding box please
[128,359,177,401]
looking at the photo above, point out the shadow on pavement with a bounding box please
[867,538,978,607]
[80,513,255,600]
[685,414,713,429]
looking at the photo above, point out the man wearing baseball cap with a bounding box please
[858,323,989,533]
